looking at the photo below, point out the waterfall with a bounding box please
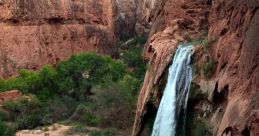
[151,44,194,136]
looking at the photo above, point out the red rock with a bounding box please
[133,0,259,136]
[0,90,22,104]
[209,1,259,135]
[0,0,137,78]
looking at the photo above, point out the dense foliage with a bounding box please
[0,53,126,100]
[0,36,147,134]
[0,115,14,136]
[201,59,216,78]
[117,36,147,79]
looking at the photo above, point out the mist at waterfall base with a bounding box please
[151,45,194,136]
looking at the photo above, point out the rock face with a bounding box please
[0,90,22,104]
[133,0,258,136]
[0,0,137,78]
[112,0,137,39]
[134,0,157,36]
[208,1,259,135]
[0,0,258,135]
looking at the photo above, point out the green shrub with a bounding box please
[66,124,88,134]
[0,77,28,93]
[83,112,102,126]
[16,112,44,129]
[0,109,8,121]
[201,39,209,47]
[118,75,140,107]
[90,131,103,136]
[80,83,135,129]
[4,96,84,130]
[119,49,139,66]
[3,96,42,120]
[42,98,70,121]
[55,53,126,99]
[2,96,51,129]
[201,59,216,78]
[0,65,58,102]
[184,32,192,42]
[102,128,117,136]
[68,104,102,127]
[42,126,49,131]
[57,53,126,85]
[0,119,14,136]
[61,96,81,115]
[117,37,147,81]
[32,65,58,100]
[3,96,79,130]
[194,120,207,136]
[90,128,117,136]
[200,37,218,51]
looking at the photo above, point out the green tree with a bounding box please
[0,117,14,136]
[55,53,126,99]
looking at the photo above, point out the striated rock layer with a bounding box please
[0,0,136,78]
[133,0,258,136]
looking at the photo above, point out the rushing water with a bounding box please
[151,44,193,136]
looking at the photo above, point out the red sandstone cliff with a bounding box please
[0,0,258,135]
[208,1,259,135]
[133,0,258,136]
[0,0,136,78]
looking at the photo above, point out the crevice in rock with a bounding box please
[212,81,219,100]
[7,18,20,24]
[220,62,227,70]
[213,84,228,105]
[207,0,212,5]
[48,17,64,24]
[242,126,250,136]
[222,126,233,136]
[220,28,228,35]
[139,102,157,136]
[251,7,259,22]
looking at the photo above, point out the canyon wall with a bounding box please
[133,0,258,135]
[0,0,258,135]
[208,0,259,135]
[0,0,136,78]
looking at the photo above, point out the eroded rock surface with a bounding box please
[0,0,258,135]
[133,0,259,136]
[209,1,259,135]
[0,0,137,78]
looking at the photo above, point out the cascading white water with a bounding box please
[151,44,193,136]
